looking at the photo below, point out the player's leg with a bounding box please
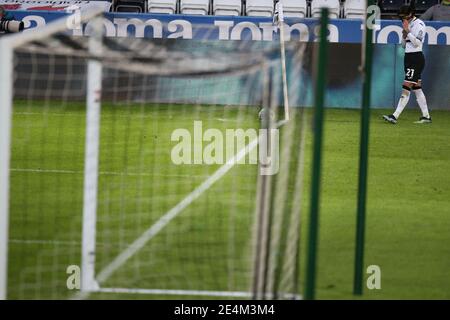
[382,81,413,124]
[412,53,431,123]
[383,53,414,124]
[393,81,414,119]
[393,51,419,121]
[412,80,431,123]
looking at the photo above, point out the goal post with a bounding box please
[0,8,105,300]
[274,2,290,122]
[81,15,103,293]
[0,35,14,301]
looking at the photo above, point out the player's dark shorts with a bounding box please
[404,51,425,84]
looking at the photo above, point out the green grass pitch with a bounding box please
[7,101,450,299]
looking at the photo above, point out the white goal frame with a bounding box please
[0,7,299,300]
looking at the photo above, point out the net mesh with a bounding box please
[5,17,308,300]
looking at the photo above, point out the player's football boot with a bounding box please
[414,116,432,124]
[382,114,397,124]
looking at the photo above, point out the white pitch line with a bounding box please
[13,112,153,118]
[14,112,84,117]
[9,239,81,246]
[94,287,301,300]
[8,239,123,248]
[98,287,254,298]
[215,118,241,122]
[10,168,207,179]
[93,137,260,286]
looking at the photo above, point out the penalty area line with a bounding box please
[10,168,208,179]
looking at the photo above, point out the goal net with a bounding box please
[0,10,308,300]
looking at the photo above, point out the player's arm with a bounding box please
[406,30,423,48]
[405,22,425,48]
[401,29,407,48]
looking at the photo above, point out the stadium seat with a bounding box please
[213,0,242,16]
[343,0,366,19]
[277,0,308,18]
[378,0,405,20]
[415,0,440,15]
[115,0,146,13]
[148,0,177,14]
[246,0,274,17]
[180,0,210,15]
[311,0,341,18]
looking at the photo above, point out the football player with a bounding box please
[383,4,432,124]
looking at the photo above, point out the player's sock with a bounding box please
[393,86,411,119]
[413,87,430,118]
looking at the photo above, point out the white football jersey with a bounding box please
[403,17,426,53]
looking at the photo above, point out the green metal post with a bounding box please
[353,0,374,296]
[304,8,329,301]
